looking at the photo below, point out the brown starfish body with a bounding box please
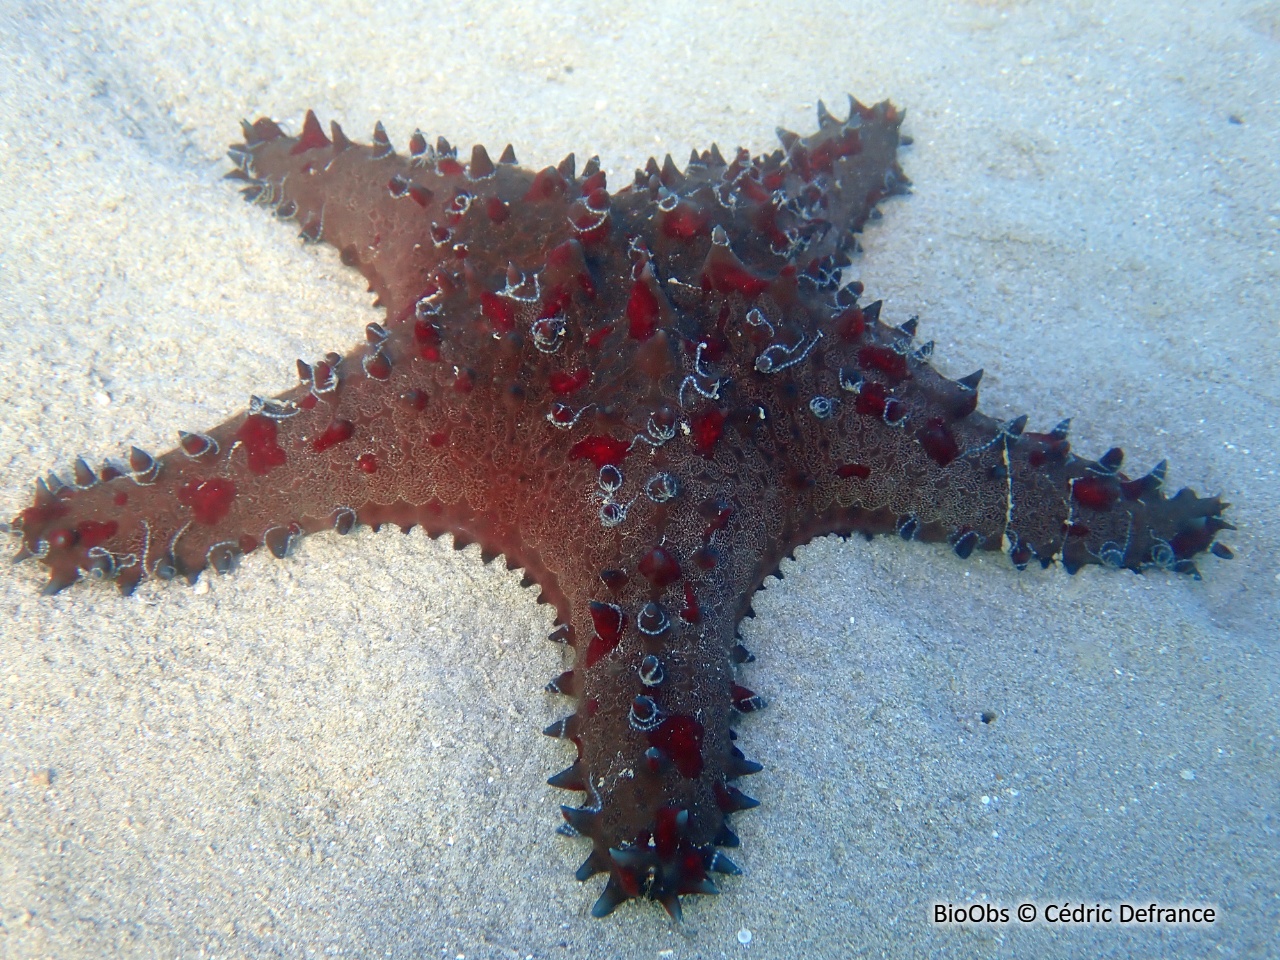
[9,98,1231,919]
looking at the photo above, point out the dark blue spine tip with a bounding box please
[590,879,626,918]
[560,805,597,834]
[708,851,742,875]
[714,823,741,847]
[574,853,605,882]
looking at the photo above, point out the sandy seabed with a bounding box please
[1,1,1276,957]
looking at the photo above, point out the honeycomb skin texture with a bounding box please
[10,98,1231,921]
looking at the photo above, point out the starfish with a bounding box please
[7,96,1232,920]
